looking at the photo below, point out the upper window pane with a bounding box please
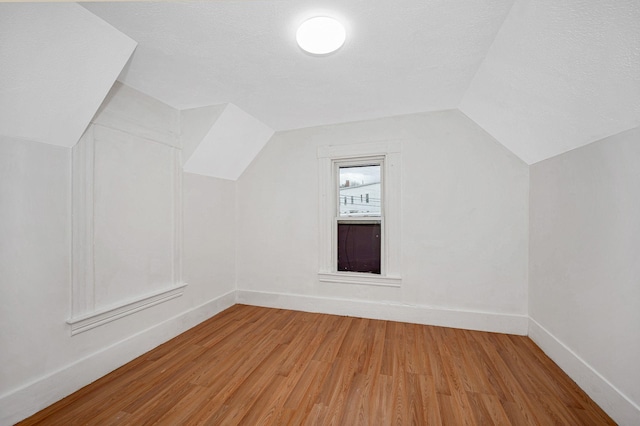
[338,164,381,216]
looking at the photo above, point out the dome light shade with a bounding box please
[296,17,346,55]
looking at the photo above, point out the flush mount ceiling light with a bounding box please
[296,16,346,55]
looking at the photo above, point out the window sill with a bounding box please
[67,283,187,335]
[318,272,401,288]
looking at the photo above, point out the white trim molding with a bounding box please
[318,272,401,287]
[317,141,402,284]
[66,284,188,335]
[172,147,183,286]
[69,123,184,333]
[71,127,96,315]
[236,290,528,335]
[528,318,640,425]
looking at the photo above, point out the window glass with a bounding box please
[337,223,381,273]
[338,165,381,216]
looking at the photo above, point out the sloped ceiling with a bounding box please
[182,104,274,181]
[82,0,639,164]
[0,3,136,148]
[3,1,638,165]
[460,0,640,164]
[82,0,514,131]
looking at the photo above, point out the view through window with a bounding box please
[337,164,382,274]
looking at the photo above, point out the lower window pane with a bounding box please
[337,223,381,274]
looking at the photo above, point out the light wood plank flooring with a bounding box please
[19,305,615,425]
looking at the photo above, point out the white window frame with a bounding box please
[318,141,401,287]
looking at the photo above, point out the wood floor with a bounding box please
[20,305,614,425]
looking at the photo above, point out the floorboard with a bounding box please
[18,305,615,425]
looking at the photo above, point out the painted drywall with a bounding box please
[0,136,71,401]
[183,103,274,181]
[182,172,236,307]
[181,104,226,166]
[91,125,178,309]
[529,127,640,425]
[82,82,182,312]
[460,0,640,164]
[93,81,180,148]
[83,0,514,131]
[236,110,529,332]
[0,85,237,424]
[0,3,136,148]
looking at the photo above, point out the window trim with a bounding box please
[318,141,401,287]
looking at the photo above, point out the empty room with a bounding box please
[1,1,638,424]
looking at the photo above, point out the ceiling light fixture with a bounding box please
[296,16,346,55]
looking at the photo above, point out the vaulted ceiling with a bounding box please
[1,0,638,167]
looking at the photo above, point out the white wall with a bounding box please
[183,172,236,306]
[529,126,640,425]
[236,110,529,333]
[0,3,136,148]
[0,85,236,425]
[0,135,71,401]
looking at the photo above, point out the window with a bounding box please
[317,141,401,287]
[337,162,382,274]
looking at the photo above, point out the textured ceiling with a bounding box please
[182,103,274,180]
[460,0,640,164]
[0,3,136,148]
[82,0,514,131]
[3,1,638,164]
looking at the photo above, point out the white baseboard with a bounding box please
[236,289,528,335]
[528,317,640,426]
[0,290,236,426]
